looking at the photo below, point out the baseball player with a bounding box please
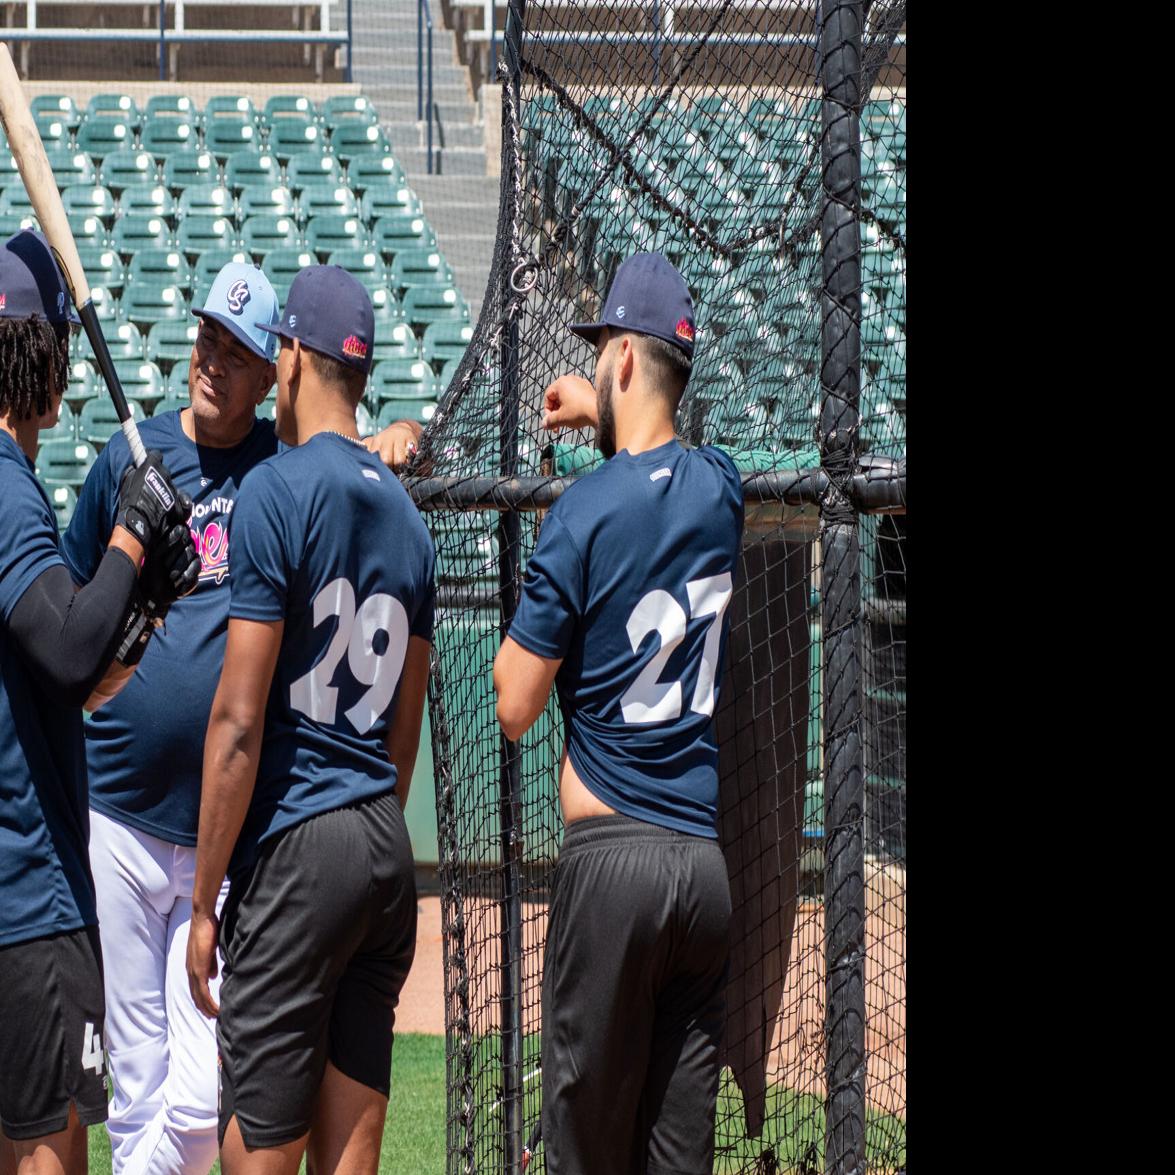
[0,230,194,1169]
[59,261,426,1175]
[186,265,434,1173]
[493,253,745,1174]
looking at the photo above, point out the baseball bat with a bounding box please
[0,43,147,467]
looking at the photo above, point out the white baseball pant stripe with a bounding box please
[89,808,229,1175]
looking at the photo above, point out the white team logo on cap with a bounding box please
[616,305,626,318]
[288,314,297,328]
[226,279,251,315]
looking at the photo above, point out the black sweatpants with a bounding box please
[541,814,732,1175]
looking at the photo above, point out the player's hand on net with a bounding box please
[187,908,221,1018]
[363,420,431,475]
[542,375,599,431]
[115,450,188,549]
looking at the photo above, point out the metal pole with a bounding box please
[345,0,353,82]
[427,16,434,174]
[819,1,866,1173]
[417,0,423,122]
[652,0,660,85]
[158,0,166,81]
[497,4,527,1168]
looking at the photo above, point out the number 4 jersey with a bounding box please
[508,438,744,838]
[226,432,435,875]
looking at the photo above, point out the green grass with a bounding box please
[87,1034,447,1175]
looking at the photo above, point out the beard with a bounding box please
[595,357,617,459]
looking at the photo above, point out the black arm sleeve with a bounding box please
[7,549,139,707]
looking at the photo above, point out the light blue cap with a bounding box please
[192,261,279,361]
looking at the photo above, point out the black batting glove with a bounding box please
[115,450,186,549]
[141,514,201,616]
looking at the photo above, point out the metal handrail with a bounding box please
[417,0,442,174]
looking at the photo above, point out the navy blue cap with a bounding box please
[0,229,81,325]
[570,252,696,357]
[258,264,374,375]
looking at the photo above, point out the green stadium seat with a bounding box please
[267,117,323,161]
[120,185,177,222]
[389,248,453,292]
[0,186,35,218]
[286,152,344,192]
[326,247,385,283]
[241,215,302,255]
[371,320,421,362]
[128,248,194,293]
[100,149,158,192]
[347,154,407,193]
[154,386,190,412]
[36,438,98,488]
[205,119,261,159]
[355,401,375,438]
[146,321,199,370]
[65,360,98,408]
[421,322,473,370]
[438,357,461,388]
[111,359,166,403]
[330,123,390,162]
[44,147,97,187]
[746,97,789,124]
[141,117,199,159]
[191,249,250,298]
[322,94,378,130]
[41,403,77,444]
[49,482,79,529]
[74,246,126,294]
[178,217,241,257]
[145,95,197,121]
[85,93,141,125]
[177,183,235,221]
[238,184,298,221]
[163,150,219,192]
[368,287,400,320]
[204,96,259,125]
[263,95,319,124]
[32,113,70,147]
[32,94,81,130]
[369,359,437,404]
[68,212,110,249]
[225,151,280,193]
[376,398,436,428]
[78,396,146,449]
[74,320,144,363]
[122,283,188,327]
[61,184,116,225]
[298,183,360,221]
[304,214,369,256]
[360,185,421,223]
[401,286,469,331]
[260,247,315,299]
[77,118,136,160]
[0,213,36,236]
[112,214,170,255]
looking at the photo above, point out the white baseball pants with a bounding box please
[89,809,229,1175]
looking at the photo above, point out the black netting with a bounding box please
[410,1,904,1172]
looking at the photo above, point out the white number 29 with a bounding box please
[619,572,733,725]
[289,577,410,734]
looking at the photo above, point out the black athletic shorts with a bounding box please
[216,789,417,1149]
[541,814,732,1175]
[0,926,107,1140]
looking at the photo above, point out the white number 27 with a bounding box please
[289,577,410,734]
[619,572,733,725]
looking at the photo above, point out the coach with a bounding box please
[493,253,745,1174]
[0,230,194,1168]
[60,261,424,1175]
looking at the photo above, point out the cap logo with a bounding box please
[675,318,695,343]
[616,305,626,319]
[288,313,297,328]
[0,294,6,312]
[342,334,368,360]
[226,279,251,315]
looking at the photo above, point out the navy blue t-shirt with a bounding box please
[0,430,95,945]
[509,439,744,838]
[226,432,435,875]
[60,411,280,845]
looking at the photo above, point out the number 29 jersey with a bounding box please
[226,432,435,875]
[508,438,744,838]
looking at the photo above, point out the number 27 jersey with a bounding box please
[226,432,435,874]
[508,439,744,838]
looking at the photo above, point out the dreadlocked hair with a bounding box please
[0,315,69,422]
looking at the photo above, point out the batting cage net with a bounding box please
[401,1,906,1171]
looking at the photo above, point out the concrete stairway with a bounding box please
[352,0,500,319]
